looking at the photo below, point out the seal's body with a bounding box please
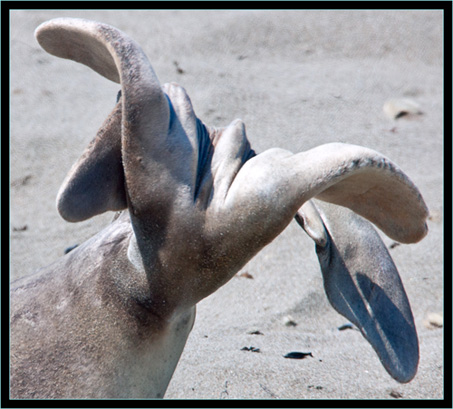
[10,18,428,399]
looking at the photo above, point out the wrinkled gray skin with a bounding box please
[10,18,429,399]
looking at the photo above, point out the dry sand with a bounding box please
[10,10,444,400]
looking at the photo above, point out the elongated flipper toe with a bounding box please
[296,200,419,383]
[56,101,126,222]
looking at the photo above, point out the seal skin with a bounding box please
[10,18,428,399]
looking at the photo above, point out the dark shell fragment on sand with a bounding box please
[284,352,313,359]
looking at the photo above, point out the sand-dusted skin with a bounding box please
[10,18,428,399]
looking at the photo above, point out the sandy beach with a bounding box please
[10,10,444,400]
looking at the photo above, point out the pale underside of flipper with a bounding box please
[36,18,428,246]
